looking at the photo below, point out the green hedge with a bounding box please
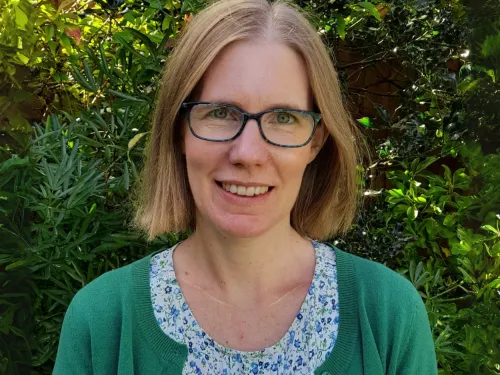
[0,0,499,374]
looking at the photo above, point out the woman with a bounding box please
[53,0,437,374]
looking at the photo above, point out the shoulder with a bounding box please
[332,246,425,318]
[68,253,151,320]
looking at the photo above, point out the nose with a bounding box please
[227,118,269,166]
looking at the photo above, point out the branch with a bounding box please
[349,88,400,97]
[339,52,393,69]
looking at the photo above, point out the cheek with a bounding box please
[184,138,224,186]
[185,142,208,182]
[273,148,313,188]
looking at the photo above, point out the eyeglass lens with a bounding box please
[188,103,315,146]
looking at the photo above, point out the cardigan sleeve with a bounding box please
[393,290,438,375]
[352,252,438,375]
[52,291,93,375]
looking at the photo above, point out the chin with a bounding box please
[211,213,274,238]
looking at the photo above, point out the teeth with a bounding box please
[222,183,270,196]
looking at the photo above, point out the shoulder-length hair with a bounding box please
[134,0,363,241]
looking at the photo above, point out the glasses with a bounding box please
[181,102,322,148]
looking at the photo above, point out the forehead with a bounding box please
[197,40,312,111]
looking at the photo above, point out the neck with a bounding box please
[176,217,315,309]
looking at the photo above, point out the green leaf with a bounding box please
[6,113,31,132]
[490,241,500,256]
[358,2,381,21]
[425,218,439,238]
[443,214,457,227]
[0,308,14,334]
[123,161,129,191]
[109,89,146,102]
[487,278,500,289]
[48,40,58,55]
[45,24,54,40]
[393,204,409,216]
[14,5,28,29]
[482,33,500,58]
[126,28,157,58]
[357,117,373,128]
[0,156,29,174]
[410,158,419,173]
[416,156,438,174]
[83,60,96,89]
[12,89,32,102]
[457,227,469,242]
[389,189,405,198]
[416,196,426,204]
[113,30,134,43]
[16,52,29,65]
[162,14,172,31]
[59,33,72,52]
[128,132,148,151]
[71,66,97,92]
[407,206,418,220]
[115,36,151,66]
[99,44,109,73]
[442,164,452,183]
[5,260,26,271]
[335,15,345,40]
[481,225,500,236]
[457,266,474,282]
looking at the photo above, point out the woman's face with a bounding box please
[183,40,325,238]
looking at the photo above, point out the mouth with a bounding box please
[215,181,274,197]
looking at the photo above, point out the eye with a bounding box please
[275,111,295,124]
[210,107,230,119]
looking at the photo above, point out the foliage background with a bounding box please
[0,0,499,374]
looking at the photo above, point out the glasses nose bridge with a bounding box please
[242,112,263,126]
[237,112,265,143]
[240,111,263,131]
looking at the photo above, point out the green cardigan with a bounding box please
[53,246,438,375]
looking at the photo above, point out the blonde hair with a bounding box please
[134,0,363,241]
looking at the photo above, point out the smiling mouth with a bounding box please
[215,181,274,197]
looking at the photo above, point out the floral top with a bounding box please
[150,240,339,374]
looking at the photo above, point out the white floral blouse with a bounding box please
[150,240,339,374]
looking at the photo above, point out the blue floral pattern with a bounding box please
[150,240,339,374]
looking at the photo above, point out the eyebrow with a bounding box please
[206,99,307,112]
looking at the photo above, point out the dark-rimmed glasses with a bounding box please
[181,102,322,148]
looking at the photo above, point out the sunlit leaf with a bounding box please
[335,14,345,40]
[357,117,373,128]
[162,14,172,31]
[358,2,382,21]
[128,132,148,151]
[16,52,29,65]
[14,5,28,29]
[407,206,418,220]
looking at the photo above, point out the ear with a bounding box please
[308,120,328,163]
